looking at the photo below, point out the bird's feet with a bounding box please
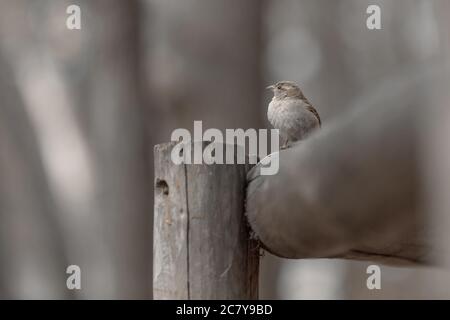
[280,141,292,150]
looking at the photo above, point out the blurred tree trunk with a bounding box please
[141,0,263,139]
[0,53,71,299]
[0,0,152,298]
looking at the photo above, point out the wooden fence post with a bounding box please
[153,141,259,299]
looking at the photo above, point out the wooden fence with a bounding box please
[153,66,449,299]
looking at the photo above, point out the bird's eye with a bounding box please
[277,85,282,90]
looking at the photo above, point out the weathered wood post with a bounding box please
[153,141,259,299]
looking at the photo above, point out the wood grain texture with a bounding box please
[154,142,259,299]
[153,142,189,299]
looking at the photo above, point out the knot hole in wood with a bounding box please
[155,178,169,196]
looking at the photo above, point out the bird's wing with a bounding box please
[305,104,321,127]
[283,100,321,141]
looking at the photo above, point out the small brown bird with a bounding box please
[267,81,321,148]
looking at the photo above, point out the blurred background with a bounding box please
[0,0,450,299]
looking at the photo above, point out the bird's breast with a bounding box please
[267,99,286,127]
[267,98,320,141]
[268,99,304,127]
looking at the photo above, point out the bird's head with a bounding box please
[267,81,304,100]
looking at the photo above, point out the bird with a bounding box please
[267,81,321,148]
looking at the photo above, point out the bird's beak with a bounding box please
[266,85,275,90]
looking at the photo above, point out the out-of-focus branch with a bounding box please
[246,65,448,265]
